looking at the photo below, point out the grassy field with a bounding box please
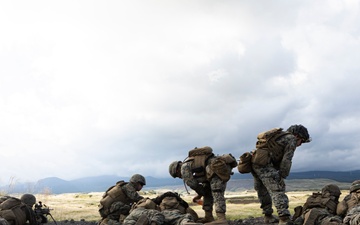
[9,189,329,222]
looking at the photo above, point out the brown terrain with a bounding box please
[47,217,272,225]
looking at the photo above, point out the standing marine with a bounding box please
[169,146,237,225]
[250,124,311,225]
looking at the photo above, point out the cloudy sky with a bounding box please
[1,0,360,185]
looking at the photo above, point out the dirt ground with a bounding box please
[47,217,273,225]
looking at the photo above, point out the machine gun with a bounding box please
[34,201,57,225]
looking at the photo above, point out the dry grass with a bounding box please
[8,189,338,222]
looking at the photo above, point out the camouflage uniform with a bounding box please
[293,184,343,225]
[99,176,145,225]
[343,206,360,225]
[123,207,164,225]
[337,180,360,225]
[152,192,198,222]
[156,193,198,225]
[161,209,195,225]
[169,147,237,224]
[124,193,199,225]
[251,133,298,217]
[181,157,228,215]
[0,195,37,225]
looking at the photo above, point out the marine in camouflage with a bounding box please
[251,125,310,220]
[293,184,343,225]
[162,209,195,225]
[337,180,360,224]
[252,133,297,217]
[343,205,360,225]
[123,207,164,225]
[181,158,227,214]
[99,176,145,225]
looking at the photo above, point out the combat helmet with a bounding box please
[20,194,36,207]
[322,184,341,198]
[350,180,360,193]
[130,174,146,185]
[169,161,181,178]
[287,124,311,143]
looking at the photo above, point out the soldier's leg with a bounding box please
[258,167,290,217]
[108,202,130,224]
[199,189,214,223]
[210,176,227,214]
[252,169,274,216]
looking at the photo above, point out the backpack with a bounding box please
[255,128,289,167]
[184,146,214,178]
[303,192,337,214]
[99,181,131,217]
[237,152,253,174]
[0,197,27,225]
[208,154,237,182]
[159,197,180,210]
[256,128,286,149]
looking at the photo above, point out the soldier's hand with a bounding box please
[192,195,202,203]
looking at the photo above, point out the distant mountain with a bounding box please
[287,170,360,182]
[1,170,359,194]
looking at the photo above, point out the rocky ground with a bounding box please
[47,217,273,225]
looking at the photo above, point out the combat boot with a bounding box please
[198,210,215,223]
[264,214,279,223]
[278,216,294,225]
[204,213,228,225]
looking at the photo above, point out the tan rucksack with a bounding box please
[0,197,27,225]
[184,146,214,178]
[256,128,286,149]
[237,152,253,174]
[208,154,237,182]
[99,180,132,217]
[255,128,289,167]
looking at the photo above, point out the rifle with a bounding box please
[34,201,57,225]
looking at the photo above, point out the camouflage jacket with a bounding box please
[123,207,164,225]
[272,133,298,178]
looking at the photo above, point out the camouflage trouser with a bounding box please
[123,208,165,225]
[162,209,194,225]
[252,164,289,217]
[202,175,227,214]
[100,201,131,223]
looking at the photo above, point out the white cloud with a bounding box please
[0,0,360,185]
